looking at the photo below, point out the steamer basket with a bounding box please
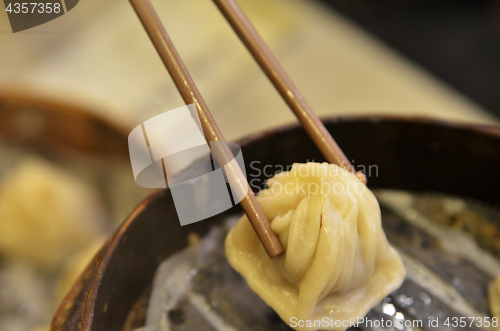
[51,116,500,331]
[0,90,148,329]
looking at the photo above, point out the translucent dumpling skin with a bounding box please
[225,163,406,331]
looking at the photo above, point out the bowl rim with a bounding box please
[0,88,131,138]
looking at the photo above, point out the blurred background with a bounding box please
[1,0,499,136]
[0,0,499,330]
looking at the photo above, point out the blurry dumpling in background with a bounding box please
[226,163,406,331]
[0,158,105,271]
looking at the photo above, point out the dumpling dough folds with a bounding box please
[225,163,405,331]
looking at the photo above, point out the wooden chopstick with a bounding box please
[129,0,283,257]
[213,0,367,184]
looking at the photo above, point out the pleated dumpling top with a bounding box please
[225,163,405,331]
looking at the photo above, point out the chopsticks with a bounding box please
[212,0,367,185]
[129,0,283,257]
